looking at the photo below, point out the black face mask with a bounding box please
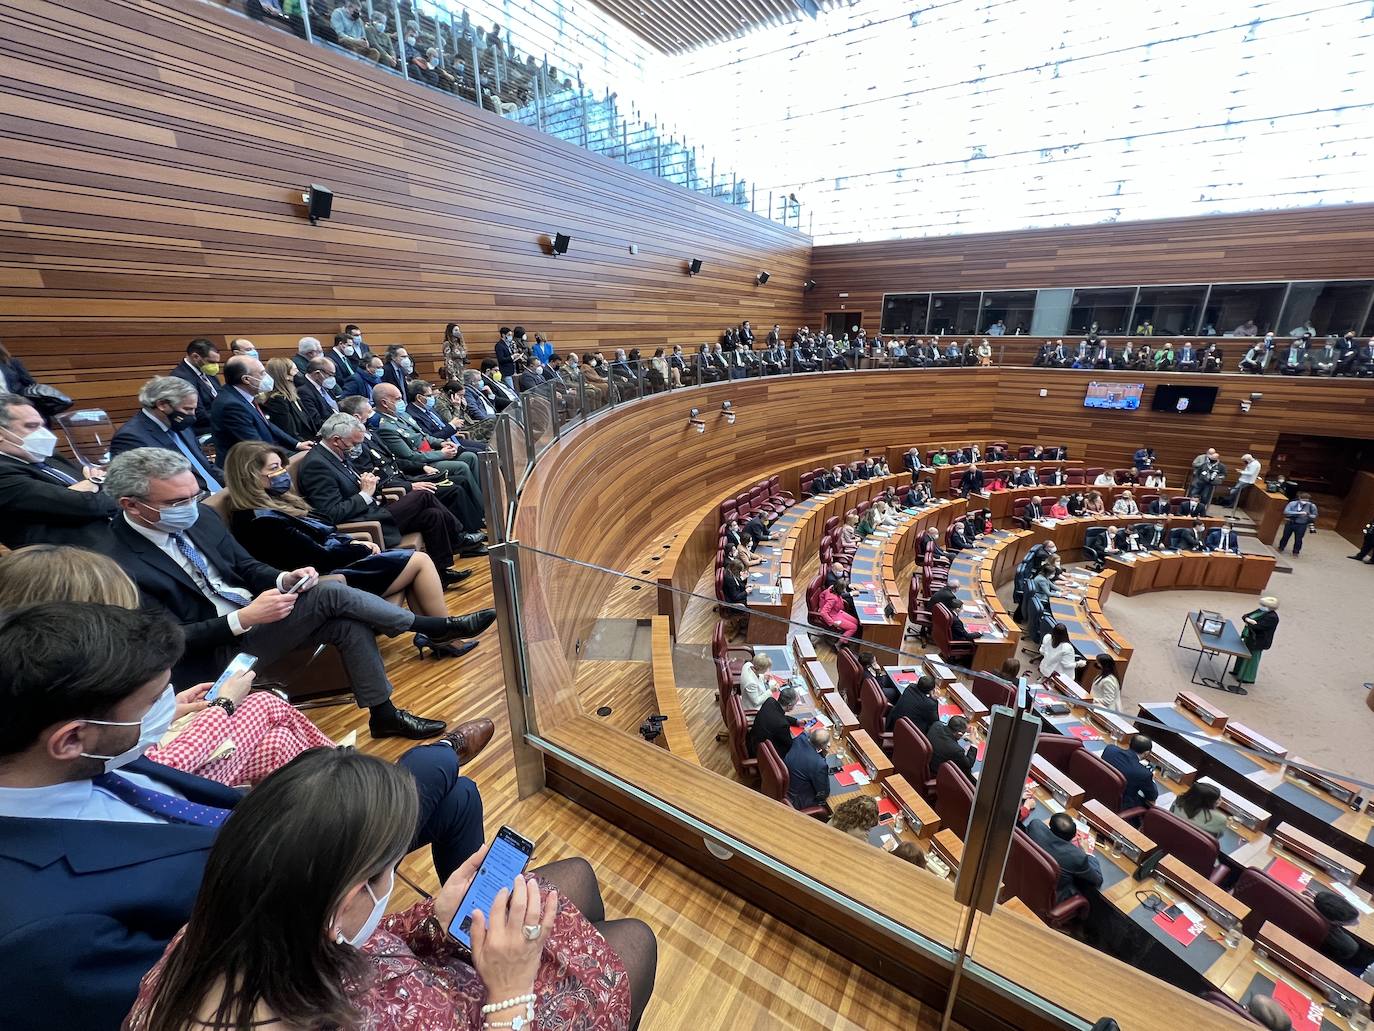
[165,409,195,432]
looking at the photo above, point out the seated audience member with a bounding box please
[124,748,656,1031]
[1101,734,1158,812]
[1312,890,1374,975]
[892,841,930,868]
[1169,781,1226,838]
[817,577,860,644]
[886,673,938,735]
[1176,494,1206,518]
[1022,494,1046,522]
[905,479,933,507]
[927,716,976,778]
[928,585,979,642]
[870,498,899,529]
[1093,470,1115,487]
[1152,343,1175,370]
[1206,520,1241,553]
[1115,525,1146,553]
[1023,812,1103,901]
[0,391,117,549]
[1308,338,1341,375]
[223,442,464,629]
[372,384,484,510]
[829,795,880,840]
[1277,338,1308,375]
[823,558,849,589]
[719,558,750,634]
[1175,519,1207,551]
[748,685,800,758]
[903,447,924,474]
[113,377,224,493]
[725,517,764,567]
[407,379,461,440]
[260,357,317,442]
[328,332,365,394]
[0,604,496,1031]
[1111,490,1139,516]
[738,651,776,711]
[1174,341,1199,371]
[916,526,947,564]
[462,368,501,420]
[0,544,333,786]
[872,454,891,476]
[1038,623,1084,682]
[785,726,832,809]
[1145,495,1171,516]
[947,519,972,551]
[1088,654,1122,712]
[212,355,310,458]
[167,338,222,435]
[290,336,324,381]
[102,447,491,739]
[1065,492,1086,516]
[859,650,900,704]
[298,356,341,431]
[930,448,950,467]
[1082,490,1105,514]
[741,510,775,549]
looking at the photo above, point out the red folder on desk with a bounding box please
[1151,910,1202,947]
[1270,980,1322,1031]
[938,703,961,719]
[876,797,901,818]
[834,763,867,786]
[1067,724,1102,742]
[1267,857,1313,893]
[858,604,883,618]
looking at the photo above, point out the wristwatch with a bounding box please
[209,697,236,717]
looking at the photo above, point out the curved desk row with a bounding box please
[984,484,1185,527]
[944,529,1036,672]
[1106,550,1276,595]
[921,459,1069,495]
[1028,513,1225,556]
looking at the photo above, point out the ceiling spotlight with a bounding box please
[803,279,816,292]
[688,407,705,433]
[756,272,770,286]
[721,400,735,424]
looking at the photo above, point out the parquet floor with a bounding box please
[311,549,947,1029]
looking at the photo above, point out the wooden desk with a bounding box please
[1241,488,1289,547]
[1213,924,1374,1029]
[1228,830,1374,947]
[1045,568,1132,681]
[925,459,1069,495]
[1106,550,1275,597]
[943,529,1033,671]
[1029,514,1224,557]
[987,483,1183,528]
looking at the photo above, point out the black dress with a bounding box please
[229,507,410,596]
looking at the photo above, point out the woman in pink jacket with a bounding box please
[817,577,860,643]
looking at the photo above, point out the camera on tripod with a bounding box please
[639,714,669,742]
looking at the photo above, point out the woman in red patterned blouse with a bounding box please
[124,749,657,1031]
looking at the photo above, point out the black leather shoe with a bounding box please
[424,610,496,642]
[458,532,486,548]
[369,708,447,739]
[440,568,473,588]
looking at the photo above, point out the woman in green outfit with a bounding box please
[1228,595,1279,695]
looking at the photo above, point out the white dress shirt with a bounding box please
[740,662,771,709]
[0,772,185,823]
[1238,458,1262,486]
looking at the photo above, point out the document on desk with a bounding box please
[1333,882,1374,915]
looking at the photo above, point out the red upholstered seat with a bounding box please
[1139,807,1229,885]
[757,741,828,819]
[724,695,758,781]
[712,620,753,683]
[805,576,829,634]
[858,676,893,753]
[948,470,964,495]
[892,717,936,800]
[836,647,864,711]
[1068,749,1147,822]
[1232,869,1329,947]
[935,763,975,840]
[1034,734,1084,776]
[1004,828,1091,928]
[931,602,975,665]
[1065,468,1085,485]
[970,672,1015,710]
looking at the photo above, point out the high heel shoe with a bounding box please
[413,634,479,660]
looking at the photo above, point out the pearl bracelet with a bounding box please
[481,993,536,1016]
[483,998,535,1030]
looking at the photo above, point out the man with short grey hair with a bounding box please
[111,376,223,493]
[293,336,325,380]
[0,391,117,548]
[104,447,493,739]
[297,356,340,434]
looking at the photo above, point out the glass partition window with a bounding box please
[1067,288,1138,335]
[1128,286,1207,336]
[979,291,1037,335]
[881,294,931,335]
[1200,283,1287,337]
[928,293,982,335]
[1280,281,1374,338]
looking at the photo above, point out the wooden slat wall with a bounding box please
[0,0,809,423]
[805,206,1374,328]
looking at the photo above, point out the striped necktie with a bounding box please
[36,461,78,486]
[170,532,253,607]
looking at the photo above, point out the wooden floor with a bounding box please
[311,550,949,1030]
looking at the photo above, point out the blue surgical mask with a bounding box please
[257,374,275,393]
[267,471,292,495]
[399,357,414,373]
[394,400,407,415]
[424,395,436,409]
[337,868,394,948]
[347,443,365,460]
[80,684,177,772]
[148,498,200,533]
[362,369,380,383]
[322,376,337,390]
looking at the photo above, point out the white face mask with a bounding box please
[336,868,394,947]
[341,344,356,357]
[80,684,177,772]
[17,426,58,460]
[257,373,275,393]
[322,376,337,390]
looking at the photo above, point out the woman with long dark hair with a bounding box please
[125,749,657,1031]
[1038,623,1084,683]
[260,357,315,441]
[1170,781,1226,838]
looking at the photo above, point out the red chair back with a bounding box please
[935,763,976,840]
[1012,498,1029,519]
[949,470,964,493]
[823,515,839,535]
[725,696,755,779]
[1083,467,1104,481]
[1068,749,1127,811]
[714,567,724,601]
[931,603,974,663]
[1140,807,1220,879]
[970,673,1015,710]
[712,621,728,661]
[1034,734,1084,775]
[1004,828,1063,917]
[757,741,789,803]
[892,717,934,798]
[767,474,781,495]
[859,677,890,741]
[836,647,864,710]
[1018,445,1036,459]
[800,473,815,495]
[719,500,736,523]
[1232,869,1328,947]
[1066,468,1085,485]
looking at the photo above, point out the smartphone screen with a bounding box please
[282,574,311,596]
[447,826,535,948]
[206,653,257,702]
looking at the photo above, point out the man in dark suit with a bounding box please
[1174,520,1207,551]
[111,377,223,493]
[928,716,976,778]
[380,344,412,395]
[462,369,499,421]
[742,512,774,549]
[102,446,483,737]
[785,726,831,809]
[1146,496,1171,516]
[1206,521,1241,553]
[167,338,222,435]
[1022,496,1045,523]
[0,602,495,1031]
[1101,735,1159,812]
[748,686,801,759]
[1023,813,1104,901]
[297,357,341,435]
[519,357,548,393]
[407,380,461,440]
[0,392,117,549]
[859,651,900,704]
[948,519,973,551]
[494,326,518,380]
[371,385,484,528]
[1176,495,1206,518]
[291,336,325,381]
[916,526,948,564]
[886,673,938,735]
[327,332,364,394]
[211,356,309,458]
[478,359,519,410]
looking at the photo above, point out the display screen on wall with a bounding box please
[1151,384,1219,414]
[1083,382,1144,410]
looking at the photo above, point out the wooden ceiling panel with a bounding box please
[589,0,842,54]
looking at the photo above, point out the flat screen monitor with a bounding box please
[1083,382,1144,410]
[1151,384,1218,414]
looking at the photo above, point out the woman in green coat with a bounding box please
[1228,596,1279,694]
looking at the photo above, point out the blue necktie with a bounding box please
[170,532,253,608]
[93,772,230,827]
[167,432,222,494]
[36,461,78,486]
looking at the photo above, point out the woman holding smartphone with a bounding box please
[0,544,334,786]
[125,749,658,1031]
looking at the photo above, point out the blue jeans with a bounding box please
[1278,521,1310,554]
[399,743,485,880]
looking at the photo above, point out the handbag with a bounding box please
[22,382,73,419]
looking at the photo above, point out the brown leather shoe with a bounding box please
[442,718,495,764]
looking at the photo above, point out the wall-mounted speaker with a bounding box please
[756,271,770,286]
[303,184,333,225]
[803,279,817,292]
[688,258,703,276]
[552,232,571,256]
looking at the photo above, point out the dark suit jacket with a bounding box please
[261,394,316,442]
[1101,744,1158,811]
[748,697,799,759]
[1175,527,1205,551]
[961,469,986,495]
[167,360,221,434]
[464,384,497,420]
[297,378,338,434]
[1242,608,1279,651]
[295,445,401,546]
[784,733,830,808]
[742,516,770,549]
[327,348,362,392]
[210,386,298,458]
[0,757,241,1031]
[410,403,456,440]
[949,528,972,550]
[108,510,280,684]
[1024,819,1103,901]
[0,355,37,394]
[1205,528,1240,553]
[721,571,748,605]
[1023,502,1044,521]
[0,453,117,549]
[495,338,517,379]
[927,720,976,778]
[887,687,938,735]
[380,362,408,395]
[111,410,223,492]
[1147,498,1170,515]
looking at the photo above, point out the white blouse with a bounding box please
[1039,637,1081,682]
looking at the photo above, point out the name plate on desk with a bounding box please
[821,691,860,732]
[1255,924,1374,1011]
[945,682,989,721]
[1205,778,1271,831]
[1285,761,1362,807]
[1147,744,1197,787]
[1272,824,1366,883]
[850,730,895,782]
[1080,800,1155,862]
[1156,856,1249,929]
[923,656,957,684]
[1030,756,1085,809]
[1088,708,1137,743]
[1176,691,1229,729]
[930,829,963,873]
[1223,721,1288,760]
[1045,673,1089,704]
[884,775,940,837]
